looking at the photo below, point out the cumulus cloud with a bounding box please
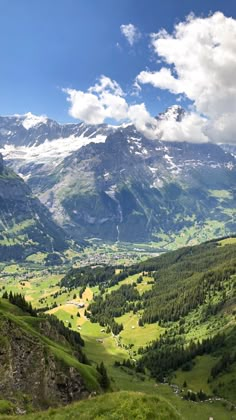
[158,110,208,143]
[64,80,208,142]
[64,89,105,124]
[129,103,208,143]
[128,103,161,139]
[120,23,141,46]
[64,13,236,143]
[136,12,236,143]
[64,76,128,125]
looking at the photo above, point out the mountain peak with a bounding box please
[10,112,48,130]
[21,112,48,130]
[157,105,185,122]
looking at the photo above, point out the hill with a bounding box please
[62,236,236,406]
[1,391,180,419]
[0,296,100,413]
[1,237,236,419]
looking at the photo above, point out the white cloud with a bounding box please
[120,23,141,46]
[136,12,236,144]
[64,79,208,142]
[137,67,181,93]
[158,111,208,143]
[64,76,128,125]
[127,103,208,143]
[89,75,124,96]
[64,12,236,144]
[128,103,161,139]
[64,89,105,124]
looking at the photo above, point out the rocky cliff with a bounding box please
[0,298,100,413]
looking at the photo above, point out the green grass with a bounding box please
[2,264,26,274]
[172,355,217,394]
[115,311,164,352]
[209,190,233,199]
[156,384,236,420]
[219,237,236,246]
[2,389,235,420]
[212,362,236,403]
[7,219,35,234]
[1,240,236,419]
[0,400,14,415]
[107,274,154,295]
[48,307,79,329]
[0,298,100,393]
[26,252,47,262]
[2,391,182,420]
[78,320,156,393]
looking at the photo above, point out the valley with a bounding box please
[1,3,236,419]
[0,237,236,418]
[0,146,235,418]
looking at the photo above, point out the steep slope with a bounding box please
[0,154,67,261]
[52,129,236,242]
[1,109,236,243]
[79,236,236,404]
[0,297,100,413]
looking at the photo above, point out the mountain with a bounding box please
[156,104,186,121]
[1,108,236,244]
[0,296,100,413]
[0,154,67,261]
[221,143,236,158]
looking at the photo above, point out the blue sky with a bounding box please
[0,0,235,124]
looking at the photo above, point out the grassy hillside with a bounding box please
[1,392,181,419]
[0,297,100,413]
[59,237,236,410]
[1,236,236,418]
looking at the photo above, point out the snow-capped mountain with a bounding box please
[156,105,186,122]
[0,112,115,144]
[0,106,236,244]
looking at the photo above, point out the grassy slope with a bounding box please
[2,390,235,419]
[0,298,100,393]
[2,392,181,420]
[1,237,236,418]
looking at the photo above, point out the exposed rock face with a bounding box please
[0,317,88,410]
[0,109,236,243]
[0,154,67,261]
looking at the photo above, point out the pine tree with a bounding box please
[2,291,8,299]
[97,362,110,389]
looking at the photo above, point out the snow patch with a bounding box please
[105,185,117,199]
[0,133,107,165]
[148,166,157,173]
[164,154,177,169]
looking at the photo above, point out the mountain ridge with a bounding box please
[0,154,68,261]
[0,108,236,244]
